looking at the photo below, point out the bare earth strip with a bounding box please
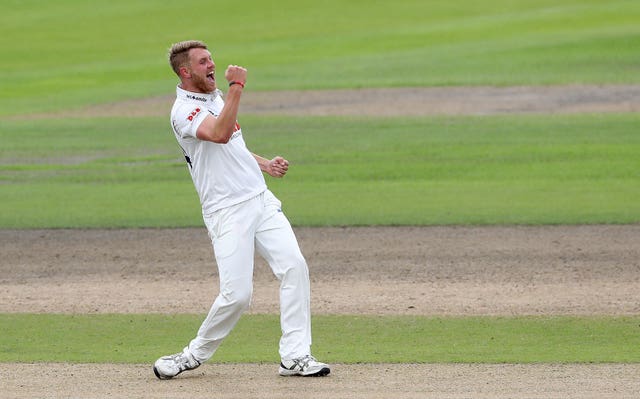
[2,363,639,399]
[1,226,639,316]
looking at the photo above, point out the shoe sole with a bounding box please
[279,366,331,377]
[153,366,174,380]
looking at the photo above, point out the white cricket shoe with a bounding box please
[153,347,201,380]
[279,355,330,377]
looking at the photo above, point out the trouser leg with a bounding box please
[188,198,258,362]
[255,190,312,360]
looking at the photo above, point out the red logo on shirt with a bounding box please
[187,108,201,121]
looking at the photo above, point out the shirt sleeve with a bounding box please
[172,103,211,139]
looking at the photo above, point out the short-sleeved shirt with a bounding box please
[170,86,266,215]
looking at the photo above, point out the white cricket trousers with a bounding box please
[187,190,312,362]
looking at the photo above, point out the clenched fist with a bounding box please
[266,156,289,178]
[225,65,247,85]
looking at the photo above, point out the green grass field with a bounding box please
[2,314,639,364]
[1,0,638,367]
[1,0,639,116]
[1,114,639,227]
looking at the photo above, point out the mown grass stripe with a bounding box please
[1,314,638,364]
[1,114,639,228]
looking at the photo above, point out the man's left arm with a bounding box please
[253,154,289,178]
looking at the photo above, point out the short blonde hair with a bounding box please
[168,40,208,76]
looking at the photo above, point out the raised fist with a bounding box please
[225,65,247,85]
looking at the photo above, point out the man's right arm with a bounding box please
[196,65,247,143]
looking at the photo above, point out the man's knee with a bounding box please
[283,254,309,278]
[220,281,253,311]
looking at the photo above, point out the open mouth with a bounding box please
[206,71,215,83]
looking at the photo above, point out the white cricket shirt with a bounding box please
[170,86,266,215]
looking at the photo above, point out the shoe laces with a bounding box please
[290,355,317,370]
[167,351,199,368]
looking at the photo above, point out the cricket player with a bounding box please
[153,40,330,379]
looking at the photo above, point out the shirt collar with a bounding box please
[176,85,222,102]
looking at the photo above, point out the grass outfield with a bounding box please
[2,314,639,364]
[1,114,638,227]
[1,1,639,116]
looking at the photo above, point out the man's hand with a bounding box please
[265,156,289,178]
[225,65,247,85]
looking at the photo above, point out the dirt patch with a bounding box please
[2,226,639,315]
[22,85,640,119]
[3,363,639,399]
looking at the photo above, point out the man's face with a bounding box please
[186,48,216,93]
